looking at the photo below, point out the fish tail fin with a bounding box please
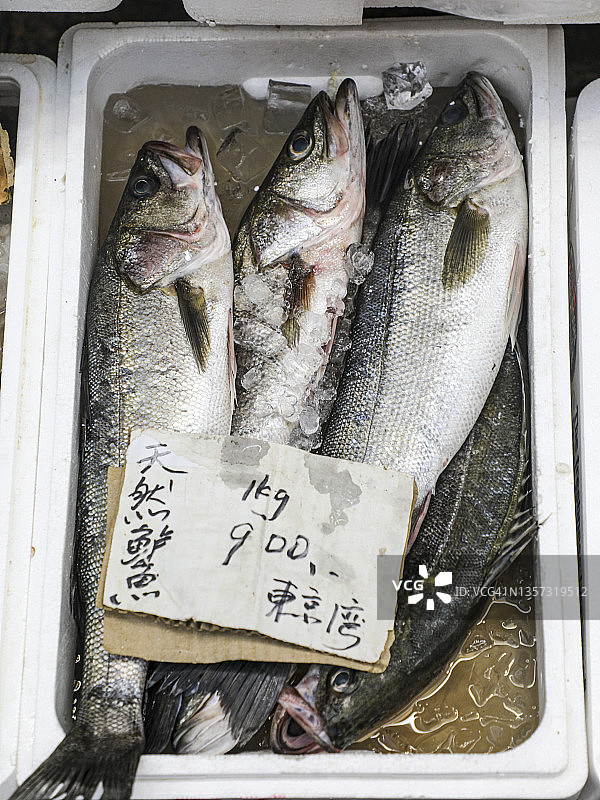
[366,119,419,209]
[10,725,141,800]
[362,120,419,248]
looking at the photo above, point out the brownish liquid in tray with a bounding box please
[100,83,538,755]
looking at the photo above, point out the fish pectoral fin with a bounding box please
[442,198,490,289]
[176,279,211,372]
[506,241,527,347]
[228,307,237,408]
[283,254,315,347]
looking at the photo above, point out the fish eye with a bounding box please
[130,175,159,199]
[329,669,357,695]
[288,130,314,161]
[440,99,468,127]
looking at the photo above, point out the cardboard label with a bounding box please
[100,429,415,665]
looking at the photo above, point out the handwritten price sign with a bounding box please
[102,429,414,664]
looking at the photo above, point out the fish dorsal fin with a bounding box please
[176,279,211,372]
[442,198,490,289]
[481,505,539,591]
[283,253,314,347]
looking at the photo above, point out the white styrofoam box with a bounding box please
[182,0,600,26]
[10,18,585,800]
[0,54,56,798]
[568,80,600,800]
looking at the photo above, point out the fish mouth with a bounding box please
[270,686,336,754]
[270,667,338,755]
[334,78,365,162]
[145,125,210,187]
[317,91,348,161]
[465,72,506,123]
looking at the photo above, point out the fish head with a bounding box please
[270,663,389,753]
[414,72,522,207]
[239,78,365,269]
[113,126,230,292]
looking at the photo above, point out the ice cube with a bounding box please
[264,304,285,328]
[216,127,266,183]
[242,273,272,305]
[301,311,331,344]
[104,94,150,134]
[233,284,253,314]
[241,366,262,391]
[275,390,299,422]
[264,80,313,135]
[382,62,433,111]
[212,85,247,132]
[296,342,325,373]
[223,177,245,202]
[345,242,374,284]
[299,405,320,436]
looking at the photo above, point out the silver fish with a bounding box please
[145,78,368,757]
[11,126,234,800]
[322,72,528,514]
[232,77,366,443]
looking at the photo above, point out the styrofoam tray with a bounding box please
[0,54,56,798]
[568,79,600,800]
[8,19,586,800]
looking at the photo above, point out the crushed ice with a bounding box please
[234,241,374,442]
[383,62,433,111]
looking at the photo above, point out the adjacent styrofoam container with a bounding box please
[9,19,585,800]
[0,1,120,10]
[3,0,600,24]
[568,80,600,800]
[182,0,600,26]
[0,54,56,798]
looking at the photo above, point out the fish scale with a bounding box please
[76,251,232,746]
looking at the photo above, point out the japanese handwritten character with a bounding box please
[266,578,299,622]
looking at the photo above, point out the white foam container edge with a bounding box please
[568,80,600,800]
[0,54,56,798]
[3,0,600,23]
[181,0,600,26]
[6,18,585,800]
